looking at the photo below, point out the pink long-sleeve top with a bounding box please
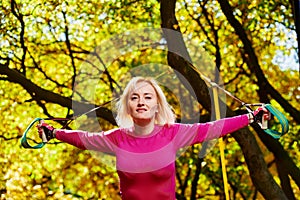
[55,114,249,200]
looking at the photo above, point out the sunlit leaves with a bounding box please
[1,0,299,199]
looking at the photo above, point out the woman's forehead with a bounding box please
[131,81,156,94]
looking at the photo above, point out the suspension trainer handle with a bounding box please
[21,118,46,149]
[244,103,289,139]
[20,106,102,149]
[263,104,289,139]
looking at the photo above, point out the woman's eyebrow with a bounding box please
[144,92,153,95]
[131,92,153,95]
[130,93,139,97]
[130,90,155,97]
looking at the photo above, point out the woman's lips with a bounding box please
[136,108,147,112]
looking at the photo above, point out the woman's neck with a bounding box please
[134,123,154,136]
[133,118,155,136]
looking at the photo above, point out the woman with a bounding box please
[38,76,270,200]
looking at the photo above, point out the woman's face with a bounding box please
[128,81,158,125]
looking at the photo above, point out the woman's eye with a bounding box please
[131,96,138,100]
[145,96,152,100]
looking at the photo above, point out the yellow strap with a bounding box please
[213,87,230,200]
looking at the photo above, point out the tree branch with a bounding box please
[11,0,27,75]
[0,63,116,125]
[217,0,300,123]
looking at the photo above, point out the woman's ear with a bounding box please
[155,104,159,113]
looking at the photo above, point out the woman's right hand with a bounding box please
[37,121,56,142]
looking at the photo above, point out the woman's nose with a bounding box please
[137,98,145,105]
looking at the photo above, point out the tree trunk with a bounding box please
[160,0,288,199]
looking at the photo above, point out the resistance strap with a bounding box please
[20,100,115,149]
[21,70,289,150]
[198,71,289,139]
[21,116,82,149]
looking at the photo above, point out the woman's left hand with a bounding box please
[249,106,271,124]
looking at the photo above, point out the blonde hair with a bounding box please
[116,76,175,128]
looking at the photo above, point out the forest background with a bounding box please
[0,0,299,199]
